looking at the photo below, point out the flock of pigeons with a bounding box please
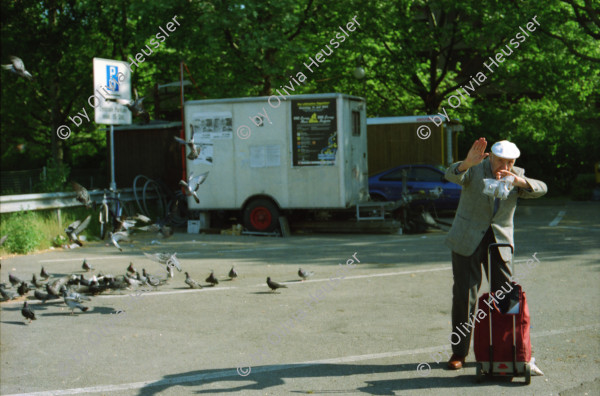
[2,56,150,124]
[1,253,316,323]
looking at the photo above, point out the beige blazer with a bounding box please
[444,158,547,261]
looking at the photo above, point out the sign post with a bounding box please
[93,58,132,190]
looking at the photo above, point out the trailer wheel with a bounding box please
[244,199,279,232]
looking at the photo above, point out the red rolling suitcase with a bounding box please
[473,243,532,384]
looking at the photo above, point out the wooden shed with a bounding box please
[107,121,183,190]
[366,116,463,175]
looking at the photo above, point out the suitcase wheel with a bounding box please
[524,363,531,385]
[476,362,484,383]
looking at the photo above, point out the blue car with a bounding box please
[368,164,462,210]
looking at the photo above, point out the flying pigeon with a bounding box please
[62,289,89,314]
[266,277,287,292]
[2,56,33,80]
[143,252,181,272]
[205,270,219,286]
[108,231,130,251]
[184,272,202,289]
[40,266,50,280]
[9,273,22,287]
[174,126,201,160]
[22,302,36,323]
[228,266,238,280]
[179,171,209,204]
[34,290,60,303]
[298,268,314,281]
[115,88,149,124]
[81,259,94,272]
[65,215,91,246]
[137,223,173,238]
[0,235,7,246]
[71,181,91,208]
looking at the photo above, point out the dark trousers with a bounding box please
[450,227,512,357]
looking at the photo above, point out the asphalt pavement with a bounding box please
[1,201,599,396]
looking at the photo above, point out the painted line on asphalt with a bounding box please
[549,210,566,226]
[3,255,573,306]
[36,238,430,263]
[6,323,598,396]
[554,225,600,232]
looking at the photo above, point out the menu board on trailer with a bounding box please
[291,99,337,166]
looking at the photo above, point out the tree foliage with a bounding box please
[1,0,598,195]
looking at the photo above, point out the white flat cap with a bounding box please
[491,140,520,159]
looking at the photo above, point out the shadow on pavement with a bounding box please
[135,362,526,395]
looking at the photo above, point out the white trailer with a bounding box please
[183,93,369,232]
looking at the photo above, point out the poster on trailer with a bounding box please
[190,112,233,165]
[291,99,337,166]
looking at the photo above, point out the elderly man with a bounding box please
[444,138,547,370]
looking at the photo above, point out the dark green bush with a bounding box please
[0,211,44,254]
[571,173,596,201]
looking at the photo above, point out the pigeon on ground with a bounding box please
[266,277,287,292]
[108,231,130,251]
[115,88,149,124]
[228,266,238,280]
[31,274,45,288]
[9,273,22,287]
[143,252,181,272]
[46,282,61,297]
[61,286,92,302]
[40,266,50,280]
[142,269,166,287]
[63,290,89,314]
[65,215,91,246]
[2,56,33,80]
[0,287,16,301]
[82,259,94,272]
[124,273,142,287]
[174,126,201,160]
[127,262,137,275]
[179,171,209,204]
[34,290,60,303]
[298,268,314,281]
[17,281,30,296]
[71,181,91,208]
[22,302,36,323]
[205,270,219,286]
[185,272,202,289]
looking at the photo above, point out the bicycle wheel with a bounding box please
[99,203,109,240]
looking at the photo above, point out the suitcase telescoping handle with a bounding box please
[486,243,514,376]
[487,243,514,286]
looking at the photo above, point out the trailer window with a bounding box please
[352,111,360,136]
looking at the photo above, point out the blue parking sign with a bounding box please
[106,65,119,92]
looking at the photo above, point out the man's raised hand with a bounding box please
[460,138,489,171]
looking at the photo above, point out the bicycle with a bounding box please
[98,189,128,240]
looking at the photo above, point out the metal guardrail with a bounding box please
[0,188,157,214]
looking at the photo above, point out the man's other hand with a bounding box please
[458,138,489,172]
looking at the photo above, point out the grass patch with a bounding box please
[0,207,102,255]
